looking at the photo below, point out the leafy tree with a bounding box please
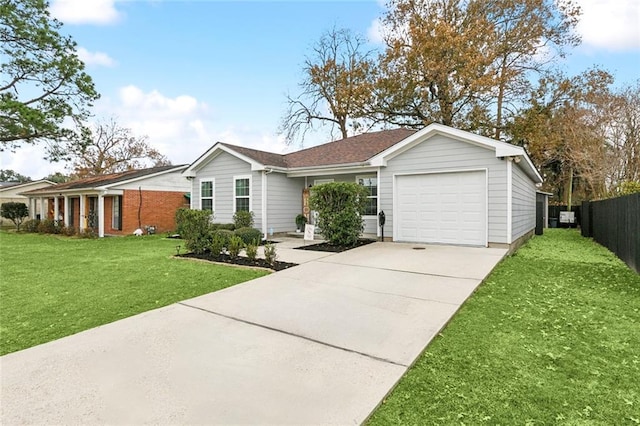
[0,0,99,160]
[371,0,580,135]
[0,169,31,182]
[43,171,70,183]
[1,202,29,231]
[71,119,171,178]
[617,181,640,196]
[309,182,369,246]
[509,68,615,204]
[280,27,376,144]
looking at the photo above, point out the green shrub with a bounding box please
[309,182,369,246]
[22,219,40,233]
[617,180,640,195]
[0,202,29,231]
[295,213,307,230]
[234,227,263,245]
[227,235,244,258]
[175,208,213,254]
[245,241,258,261]
[61,226,77,237]
[233,210,254,229]
[79,228,98,239]
[209,233,226,256]
[211,223,235,231]
[211,229,234,248]
[263,242,278,266]
[37,219,62,234]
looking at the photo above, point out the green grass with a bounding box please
[0,231,268,356]
[369,229,640,425]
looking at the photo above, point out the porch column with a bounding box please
[39,197,46,220]
[79,195,86,231]
[98,193,105,237]
[63,196,70,227]
[53,197,59,224]
[29,198,36,219]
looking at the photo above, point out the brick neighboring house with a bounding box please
[22,166,190,237]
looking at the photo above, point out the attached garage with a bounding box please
[395,170,487,246]
[372,124,543,249]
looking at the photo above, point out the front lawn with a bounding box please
[0,232,268,356]
[369,229,640,425]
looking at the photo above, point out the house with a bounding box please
[183,123,543,249]
[0,180,55,226]
[22,166,190,237]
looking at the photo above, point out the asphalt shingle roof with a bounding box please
[24,165,184,194]
[220,128,417,169]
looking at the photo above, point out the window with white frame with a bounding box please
[200,179,214,212]
[357,175,378,216]
[234,176,250,212]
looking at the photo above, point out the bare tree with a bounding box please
[279,28,376,145]
[71,118,170,178]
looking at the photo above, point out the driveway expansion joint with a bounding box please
[178,302,409,368]
[316,259,482,281]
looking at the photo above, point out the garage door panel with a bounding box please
[396,171,486,246]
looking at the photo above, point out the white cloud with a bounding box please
[0,146,65,181]
[49,0,121,25]
[367,17,386,44]
[76,47,116,67]
[574,0,639,51]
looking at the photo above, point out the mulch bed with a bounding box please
[178,252,298,272]
[294,238,376,253]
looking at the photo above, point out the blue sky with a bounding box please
[2,0,639,179]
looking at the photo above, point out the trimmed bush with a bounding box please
[210,233,226,256]
[233,210,254,229]
[309,182,369,246]
[227,235,244,258]
[22,219,40,233]
[61,226,77,237]
[175,208,213,254]
[37,219,62,234]
[234,227,263,245]
[211,229,234,248]
[1,202,29,231]
[211,223,235,231]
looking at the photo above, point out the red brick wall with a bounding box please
[114,190,188,235]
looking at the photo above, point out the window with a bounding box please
[357,175,378,216]
[200,179,214,211]
[112,195,122,230]
[234,176,251,212]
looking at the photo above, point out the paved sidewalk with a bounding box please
[1,241,506,425]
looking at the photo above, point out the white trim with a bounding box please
[63,196,70,227]
[287,165,377,178]
[506,159,513,244]
[233,174,252,213]
[53,197,59,222]
[261,171,268,239]
[392,168,489,247]
[355,174,378,218]
[98,194,105,238]
[98,165,188,190]
[199,178,215,212]
[376,167,381,238]
[313,178,334,186]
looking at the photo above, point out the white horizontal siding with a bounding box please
[266,173,305,233]
[381,134,508,244]
[511,162,537,240]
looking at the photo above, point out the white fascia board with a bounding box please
[101,165,189,189]
[286,164,377,178]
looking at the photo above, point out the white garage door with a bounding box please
[395,171,487,246]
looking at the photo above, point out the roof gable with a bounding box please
[23,166,187,195]
[0,180,55,193]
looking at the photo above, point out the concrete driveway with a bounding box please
[1,241,506,425]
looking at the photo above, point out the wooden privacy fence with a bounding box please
[581,193,639,273]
